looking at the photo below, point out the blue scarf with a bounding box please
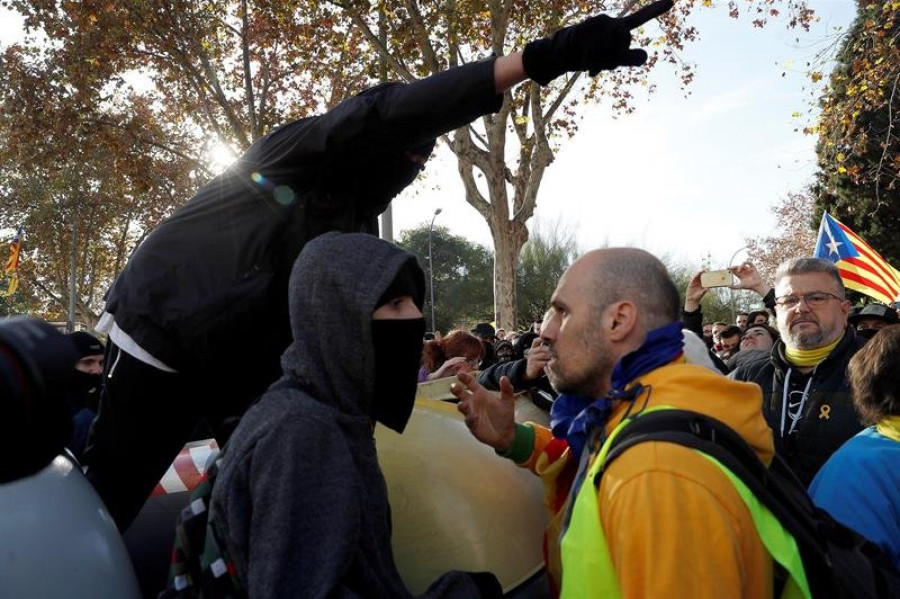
[550,321,684,458]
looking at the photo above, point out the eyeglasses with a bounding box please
[774,292,844,309]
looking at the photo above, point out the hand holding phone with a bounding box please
[700,269,733,288]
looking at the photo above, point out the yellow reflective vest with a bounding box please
[559,406,812,599]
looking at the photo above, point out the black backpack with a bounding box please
[600,409,900,599]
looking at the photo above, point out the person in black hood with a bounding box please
[83,0,675,530]
[65,331,104,459]
[210,232,501,598]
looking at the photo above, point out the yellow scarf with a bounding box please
[876,416,900,442]
[784,334,843,367]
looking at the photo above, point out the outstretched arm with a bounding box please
[495,0,674,93]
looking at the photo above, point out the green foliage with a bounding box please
[814,1,900,265]
[396,224,493,333]
[0,283,28,317]
[515,221,578,329]
[398,220,586,334]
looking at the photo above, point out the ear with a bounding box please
[606,301,638,342]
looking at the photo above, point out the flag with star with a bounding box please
[814,212,900,304]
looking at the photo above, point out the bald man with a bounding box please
[452,248,791,598]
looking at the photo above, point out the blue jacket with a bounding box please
[809,426,900,569]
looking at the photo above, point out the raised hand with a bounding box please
[729,262,769,296]
[452,373,516,452]
[684,270,709,312]
[522,0,675,85]
[525,337,551,381]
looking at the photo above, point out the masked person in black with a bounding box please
[208,232,501,598]
[65,332,104,459]
[85,0,675,530]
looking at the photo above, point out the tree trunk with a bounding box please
[491,219,528,330]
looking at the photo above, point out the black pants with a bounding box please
[83,344,206,532]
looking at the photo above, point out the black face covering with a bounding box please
[371,317,426,433]
[856,328,879,342]
[363,153,425,203]
[72,369,101,394]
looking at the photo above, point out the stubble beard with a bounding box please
[786,328,825,349]
[780,318,835,350]
[547,336,613,398]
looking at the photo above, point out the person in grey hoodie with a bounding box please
[209,232,501,598]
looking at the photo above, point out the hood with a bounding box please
[280,231,423,418]
[606,363,775,465]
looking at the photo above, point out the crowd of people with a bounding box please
[44,245,900,598]
[7,0,900,596]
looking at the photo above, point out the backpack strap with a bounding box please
[598,410,827,564]
[600,409,768,482]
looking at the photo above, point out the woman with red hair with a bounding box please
[418,330,485,382]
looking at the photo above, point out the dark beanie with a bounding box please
[68,331,104,357]
[376,258,425,311]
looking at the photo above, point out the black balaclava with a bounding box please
[72,369,101,395]
[355,138,435,208]
[371,259,426,433]
[67,331,104,403]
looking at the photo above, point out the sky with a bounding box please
[0,1,857,270]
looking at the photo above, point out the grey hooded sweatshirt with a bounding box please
[210,232,492,598]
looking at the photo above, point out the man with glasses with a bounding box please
[732,258,864,486]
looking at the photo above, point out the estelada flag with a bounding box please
[814,212,900,305]
[5,227,22,273]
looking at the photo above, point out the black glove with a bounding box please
[522,0,674,85]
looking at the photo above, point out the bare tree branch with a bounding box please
[240,0,259,140]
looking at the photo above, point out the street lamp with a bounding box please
[428,208,442,333]
[728,246,749,270]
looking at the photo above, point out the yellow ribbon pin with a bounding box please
[819,405,831,420]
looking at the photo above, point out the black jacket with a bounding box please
[104,59,502,406]
[731,326,864,487]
